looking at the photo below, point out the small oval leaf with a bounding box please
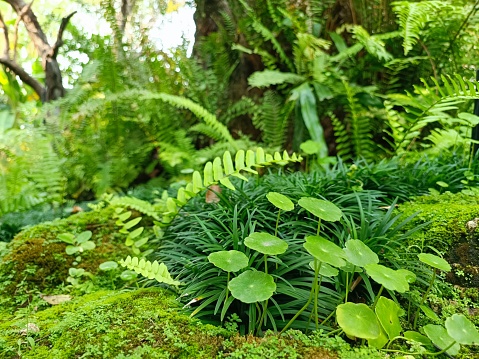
[298,197,342,222]
[244,232,288,255]
[418,253,451,272]
[228,271,276,303]
[266,192,294,211]
[208,250,249,272]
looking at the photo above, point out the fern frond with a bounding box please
[389,74,479,152]
[330,112,352,158]
[351,26,393,62]
[109,196,159,220]
[163,148,303,222]
[392,1,443,55]
[248,70,305,88]
[119,256,180,286]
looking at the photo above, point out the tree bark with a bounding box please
[0,0,75,101]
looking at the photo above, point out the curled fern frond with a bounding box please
[119,256,180,286]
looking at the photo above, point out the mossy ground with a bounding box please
[0,207,130,311]
[0,288,371,359]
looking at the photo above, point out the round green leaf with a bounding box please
[228,270,276,303]
[423,324,460,356]
[76,231,93,244]
[343,240,379,267]
[244,232,288,255]
[403,331,432,346]
[298,197,342,222]
[365,264,409,293]
[57,233,75,244]
[309,261,339,277]
[418,253,451,272]
[99,261,119,271]
[336,303,380,340]
[304,236,346,267]
[266,192,294,211]
[375,296,402,340]
[208,250,249,272]
[65,245,80,255]
[300,140,322,155]
[80,241,96,251]
[445,314,479,345]
[120,270,138,281]
[397,269,417,283]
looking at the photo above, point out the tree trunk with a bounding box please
[0,0,74,101]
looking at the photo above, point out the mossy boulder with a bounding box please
[0,287,381,359]
[0,207,130,310]
[398,193,479,287]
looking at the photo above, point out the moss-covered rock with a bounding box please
[0,287,387,359]
[398,192,479,287]
[0,288,232,359]
[0,207,130,310]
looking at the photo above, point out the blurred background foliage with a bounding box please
[1,0,479,217]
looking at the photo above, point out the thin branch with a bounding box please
[0,55,44,96]
[13,0,34,61]
[0,11,9,57]
[51,11,76,59]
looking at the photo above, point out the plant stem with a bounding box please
[316,219,321,236]
[413,269,436,329]
[344,272,349,303]
[281,257,320,334]
[372,285,384,310]
[274,209,281,237]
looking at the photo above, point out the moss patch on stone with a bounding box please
[398,192,479,287]
[0,207,130,310]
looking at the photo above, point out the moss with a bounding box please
[0,288,232,359]
[397,193,479,252]
[0,207,130,310]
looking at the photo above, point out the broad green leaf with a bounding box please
[99,261,119,271]
[208,250,249,272]
[120,270,138,281]
[244,232,288,255]
[134,237,149,248]
[418,253,451,272]
[343,240,379,267]
[229,271,276,303]
[266,192,294,211]
[81,241,96,251]
[309,261,339,277]
[445,314,479,345]
[192,171,203,192]
[403,331,432,346]
[219,177,236,191]
[368,325,389,349]
[375,297,402,340]
[235,150,245,170]
[420,305,439,321]
[300,140,323,155]
[117,211,132,222]
[298,197,342,222]
[423,324,460,356]
[340,261,363,273]
[291,83,328,157]
[365,264,409,293]
[248,70,305,88]
[57,233,75,244]
[65,245,80,255]
[304,236,346,267]
[76,231,93,244]
[245,150,255,167]
[336,303,380,339]
[397,269,416,283]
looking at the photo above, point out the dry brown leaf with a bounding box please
[40,294,72,305]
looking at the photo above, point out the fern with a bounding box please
[392,1,444,55]
[119,256,180,286]
[330,112,352,158]
[162,148,302,222]
[141,92,237,149]
[109,196,160,220]
[350,26,393,62]
[388,74,479,153]
[248,70,305,88]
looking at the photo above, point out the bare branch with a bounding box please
[13,0,34,61]
[51,11,76,59]
[0,56,44,97]
[0,11,9,57]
